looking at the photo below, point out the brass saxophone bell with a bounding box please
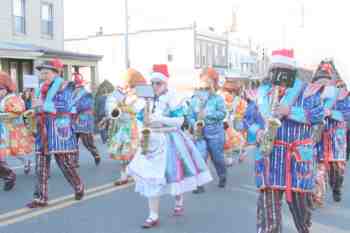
[141,127,152,154]
[195,120,205,128]
[111,107,121,119]
[194,120,205,140]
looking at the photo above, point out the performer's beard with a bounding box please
[276,85,287,98]
[198,80,214,92]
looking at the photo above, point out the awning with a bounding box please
[0,41,102,62]
[0,49,43,59]
[0,42,44,59]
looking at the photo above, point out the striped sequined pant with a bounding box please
[74,133,100,165]
[257,189,313,233]
[34,153,83,202]
[314,161,346,205]
[0,160,16,183]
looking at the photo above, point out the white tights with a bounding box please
[147,195,184,220]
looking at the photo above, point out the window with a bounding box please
[200,41,207,66]
[13,0,25,34]
[196,40,229,68]
[195,42,201,66]
[207,43,213,66]
[214,45,219,66]
[41,3,53,37]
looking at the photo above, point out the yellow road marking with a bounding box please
[0,182,133,227]
[0,182,113,221]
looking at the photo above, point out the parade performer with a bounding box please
[103,68,146,186]
[127,64,212,228]
[95,80,114,144]
[245,49,324,233]
[32,58,64,198]
[220,76,247,167]
[0,71,34,191]
[186,67,227,193]
[27,59,84,208]
[72,72,101,167]
[313,60,350,206]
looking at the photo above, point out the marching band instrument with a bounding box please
[193,88,210,140]
[133,84,155,155]
[23,109,37,134]
[141,98,151,154]
[260,86,282,156]
[111,106,122,119]
[0,110,37,134]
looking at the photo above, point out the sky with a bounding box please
[64,0,350,82]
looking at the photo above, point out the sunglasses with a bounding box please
[151,81,163,86]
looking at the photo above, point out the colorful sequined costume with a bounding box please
[29,75,83,207]
[105,90,140,164]
[73,86,100,166]
[246,77,324,233]
[127,90,212,197]
[314,86,350,205]
[0,94,34,158]
[0,93,34,190]
[220,91,247,165]
[186,89,227,184]
[245,49,324,233]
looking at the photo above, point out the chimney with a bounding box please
[230,8,238,32]
[97,26,103,36]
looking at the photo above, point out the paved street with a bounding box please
[1,138,350,233]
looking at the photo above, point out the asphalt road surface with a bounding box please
[1,137,350,233]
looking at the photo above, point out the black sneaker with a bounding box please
[4,179,15,191]
[75,185,85,200]
[94,156,101,166]
[218,177,226,188]
[193,186,205,194]
[333,190,342,202]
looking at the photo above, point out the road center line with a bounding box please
[0,182,133,224]
[0,183,133,227]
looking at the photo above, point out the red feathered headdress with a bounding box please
[0,71,16,92]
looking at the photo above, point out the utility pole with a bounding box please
[300,2,305,28]
[282,24,286,48]
[124,0,130,68]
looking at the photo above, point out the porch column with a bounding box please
[90,65,98,93]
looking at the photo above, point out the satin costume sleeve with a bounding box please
[243,100,265,145]
[287,89,324,125]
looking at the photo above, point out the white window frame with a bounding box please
[41,1,54,38]
[12,0,26,35]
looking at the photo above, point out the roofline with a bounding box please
[65,25,195,41]
[0,50,44,59]
[0,41,102,62]
[42,49,103,61]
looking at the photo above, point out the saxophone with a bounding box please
[0,110,37,134]
[23,109,37,134]
[110,103,123,120]
[194,89,208,140]
[141,98,151,154]
[107,94,137,142]
[260,86,282,156]
[223,92,234,130]
[311,121,325,143]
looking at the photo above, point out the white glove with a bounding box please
[322,86,337,99]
